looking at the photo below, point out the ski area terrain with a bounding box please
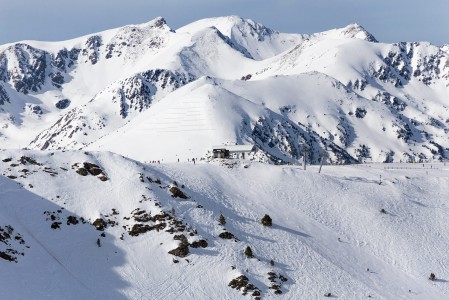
[1,150,449,299]
[1,15,449,300]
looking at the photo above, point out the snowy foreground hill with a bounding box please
[0,16,449,163]
[1,150,449,299]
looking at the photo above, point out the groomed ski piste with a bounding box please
[1,149,448,299]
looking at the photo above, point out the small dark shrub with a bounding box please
[429,273,436,281]
[218,214,226,226]
[244,246,253,258]
[261,214,272,226]
[380,208,387,214]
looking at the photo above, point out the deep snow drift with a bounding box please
[1,150,449,299]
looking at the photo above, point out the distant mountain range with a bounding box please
[1,16,448,163]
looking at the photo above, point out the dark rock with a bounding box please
[88,167,103,176]
[83,162,100,170]
[0,251,15,262]
[51,222,61,229]
[169,234,190,257]
[55,99,71,109]
[76,168,88,176]
[219,231,235,239]
[228,275,260,295]
[128,224,153,236]
[169,186,188,199]
[92,218,107,231]
[168,243,189,258]
[355,107,367,118]
[153,223,166,231]
[190,240,208,248]
[173,234,188,243]
[20,156,40,165]
[252,290,261,296]
[66,216,79,225]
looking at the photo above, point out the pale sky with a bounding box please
[0,0,448,46]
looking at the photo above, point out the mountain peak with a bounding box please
[340,23,378,42]
[313,23,378,43]
[148,16,167,28]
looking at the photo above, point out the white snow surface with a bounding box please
[1,150,449,299]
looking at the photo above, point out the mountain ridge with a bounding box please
[0,16,448,163]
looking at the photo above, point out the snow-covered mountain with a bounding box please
[1,150,449,299]
[2,17,449,300]
[1,16,448,163]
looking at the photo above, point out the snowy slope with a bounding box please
[87,71,448,164]
[1,150,449,299]
[176,15,304,60]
